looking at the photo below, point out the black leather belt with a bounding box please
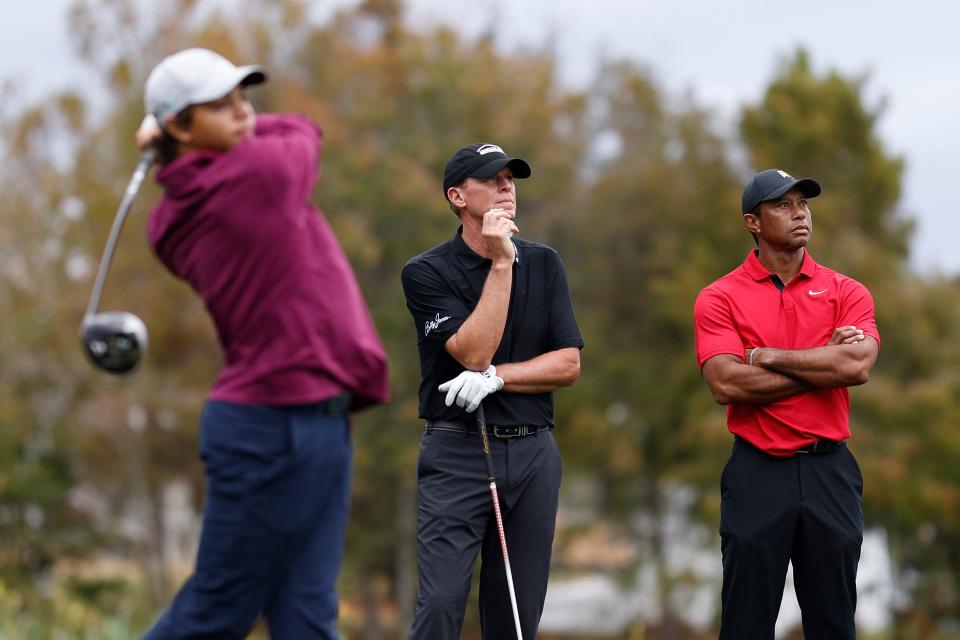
[425,420,551,439]
[795,438,843,455]
[735,435,845,456]
[318,392,352,418]
[491,424,551,438]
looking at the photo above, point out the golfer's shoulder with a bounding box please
[207,142,293,189]
[698,263,750,298]
[402,240,456,279]
[225,114,320,175]
[517,238,564,265]
[814,262,873,298]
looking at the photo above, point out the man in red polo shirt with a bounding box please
[694,169,880,639]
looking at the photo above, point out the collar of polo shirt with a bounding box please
[452,226,521,270]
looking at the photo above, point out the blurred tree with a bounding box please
[0,89,105,596]
[741,49,911,281]
[550,60,743,635]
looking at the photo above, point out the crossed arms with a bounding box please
[444,262,580,395]
[701,326,879,405]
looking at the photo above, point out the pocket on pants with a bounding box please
[200,401,293,495]
[417,431,437,478]
[720,441,739,499]
[843,446,864,498]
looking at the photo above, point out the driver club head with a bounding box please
[81,312,149,374]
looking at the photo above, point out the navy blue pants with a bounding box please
[719,437,864,640]
[407,427,562,640]
[144,400,352,640]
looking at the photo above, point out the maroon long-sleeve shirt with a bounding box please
[148,113,389,411]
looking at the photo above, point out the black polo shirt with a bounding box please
[401,226,583,427]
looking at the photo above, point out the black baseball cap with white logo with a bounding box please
[442,143,532,199]
[741,169,821,214]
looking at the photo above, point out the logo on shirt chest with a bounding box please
[424,313,451,337]
[808,288,828,296]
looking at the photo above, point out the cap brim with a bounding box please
[764,177,821,203]
[238,65,268,87]
[471,157,532,180]
[190,65,268,106]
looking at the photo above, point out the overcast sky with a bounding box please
[5,0,958,274]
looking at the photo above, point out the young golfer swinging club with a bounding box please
[136,48,389,640]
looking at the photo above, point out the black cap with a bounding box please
[742,169,821,214]
[442,143,532,199]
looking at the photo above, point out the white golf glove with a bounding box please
[438,365,504,413]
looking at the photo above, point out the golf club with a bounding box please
[476,403,524,640]
[80,148,156,374]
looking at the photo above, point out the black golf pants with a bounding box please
[719,437,864,640]
[407,427,562,640]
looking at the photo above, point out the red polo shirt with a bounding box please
[694,250,879,456]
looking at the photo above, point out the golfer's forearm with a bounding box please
[754,343,875,388]
[706,363,810,405]
[445,263,512,370]
[497,348,580,393]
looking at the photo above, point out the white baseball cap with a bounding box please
[144,48,267,126]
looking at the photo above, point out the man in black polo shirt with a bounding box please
[401,143,583,639]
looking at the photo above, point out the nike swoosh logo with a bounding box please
[808,289,828,296]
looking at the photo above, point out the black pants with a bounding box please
[407,427,562,640]
[719,437,864,640]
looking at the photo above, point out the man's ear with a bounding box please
[164,115,191,144]
[447,185,466,209]
[743,212,761,235]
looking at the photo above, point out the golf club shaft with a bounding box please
[476,404,524,640]
[83,148,157,321]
